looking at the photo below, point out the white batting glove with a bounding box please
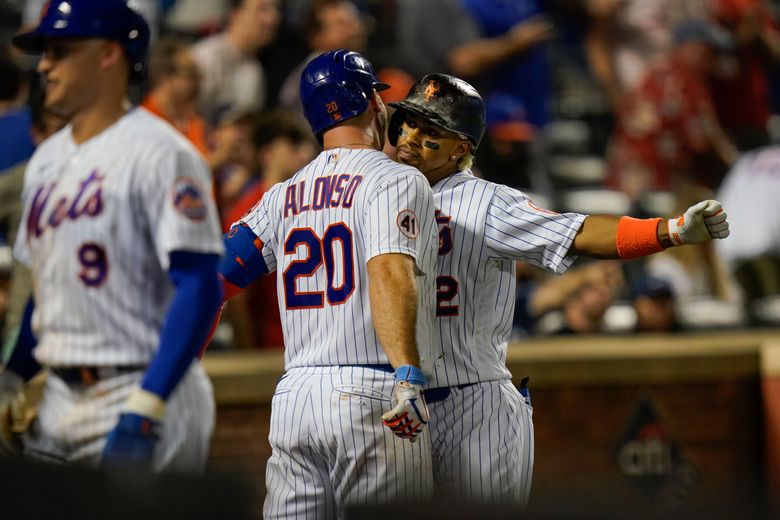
[382,365,429,443]
[667,200,730,246]
[0,370,26,455]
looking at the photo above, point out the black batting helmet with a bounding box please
[388,73,486,149]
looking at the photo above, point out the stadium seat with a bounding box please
[675,298,747,330]
[547,156,607,186]
[560,188,631,216]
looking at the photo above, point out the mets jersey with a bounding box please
[429,170,586,387]
[238,148,438,372]
[14,108,224,367]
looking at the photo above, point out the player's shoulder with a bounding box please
[433,169,498,197]
[127,108,203,158]
[361,150,429,187]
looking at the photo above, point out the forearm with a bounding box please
[447,31,536,77]
[367,254,420,369]
[141,252,222,401]
[571,215,673,259]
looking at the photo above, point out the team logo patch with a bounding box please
[397,209,419,239]
[173,177,208,221]
[423,80,440,102]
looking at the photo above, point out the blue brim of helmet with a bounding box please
[11,29,47,53]
[374,82,390,92]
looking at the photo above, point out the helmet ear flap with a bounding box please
[387,109,406,147]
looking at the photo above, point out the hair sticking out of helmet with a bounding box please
[388,73,486,150]
[299,49,389,144]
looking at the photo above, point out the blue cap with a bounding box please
[12,0,150,75]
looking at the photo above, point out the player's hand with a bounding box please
[667,200,730,246]
[102,412,160,469]
[0,370,26,455]
[382,365,429,443]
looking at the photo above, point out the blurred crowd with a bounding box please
[1,0,780,349]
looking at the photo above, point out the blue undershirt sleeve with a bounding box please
[141,251,223,399]
[3,298,41,382]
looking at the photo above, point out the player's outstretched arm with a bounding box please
[368,253,429,443]
[102,251,222,469]
[569,200,730,259]
[0,298,40,454]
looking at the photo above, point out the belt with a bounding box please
[339,364,395,374]
[52,365,146,386]
[425,377,532,404]
[424,383,478,404]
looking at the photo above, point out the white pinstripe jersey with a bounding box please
[429,170,586,387]
[14,108,224,367]
[239,148,438,372]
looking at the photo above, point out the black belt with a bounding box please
[425,377,532,404]
[52,365,145,385]
[339,364,395,374]
[424,383,478,404]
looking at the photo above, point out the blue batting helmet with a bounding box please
[12,0,151,77]
[300,50,389,143]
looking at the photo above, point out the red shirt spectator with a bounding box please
[606,55,723,197]
[711,0,780,149]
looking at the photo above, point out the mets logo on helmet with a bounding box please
[173,177,208,221]
[423,80,439,102]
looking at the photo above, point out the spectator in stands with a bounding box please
[212,111,257,215]
[398,0,554,132]
[605,20,738,201]
[191,0,281,125]
[584,0,710,106]
[631,276,678,332]
[278,0,368,126]
[710,0,780,151]
[221,112,316,348]
[716,145,780,306]
[513,261,624,336]
[142,38,209,157]
[0,89,66,344]
[0,52,34,174]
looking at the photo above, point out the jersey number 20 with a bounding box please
[283,223,355,309]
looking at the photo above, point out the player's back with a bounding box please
[241,148,438,371]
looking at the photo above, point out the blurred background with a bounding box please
[1,0,780,517]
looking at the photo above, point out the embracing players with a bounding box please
[388,74,730,503]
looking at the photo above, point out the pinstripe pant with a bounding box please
[263,366,433,520]
[23,362,214,472]
[428,379,534,505]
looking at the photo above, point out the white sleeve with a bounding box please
[138,146,224,270]
[364,171,437,273]
[485,185,586,274]
[12,160,37,267]
[240,188,279,274]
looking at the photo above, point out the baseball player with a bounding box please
[218,50,438,518]
[387,74,731,503]
[0,0,224,471]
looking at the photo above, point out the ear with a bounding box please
[100,40,125,71]
[453,139,472,159]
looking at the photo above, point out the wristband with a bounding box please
[615,216,665,260]
[124,388,166,421]
[666,215,686,246]
[394,365,426,386]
